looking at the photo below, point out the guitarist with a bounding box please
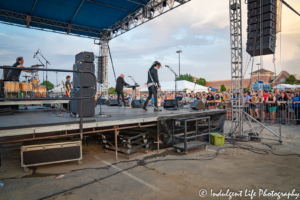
[142,61,162,112]
[65,75,72,97]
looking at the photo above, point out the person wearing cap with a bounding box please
[142,61,162,112]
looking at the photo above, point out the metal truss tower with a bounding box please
[229,0,244,136]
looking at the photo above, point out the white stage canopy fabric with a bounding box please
[273,84,298,89]
[50,85,64,94]
[138,80,208,93]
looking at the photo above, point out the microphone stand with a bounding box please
[166,65,180,110]
[128,76,138,105]
[37,50,51,97]
[128,76,137,85]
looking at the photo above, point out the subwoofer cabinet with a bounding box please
[21,141,82,173]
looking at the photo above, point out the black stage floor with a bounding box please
[0,105,226,137]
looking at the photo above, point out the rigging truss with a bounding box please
[0,0,190,40]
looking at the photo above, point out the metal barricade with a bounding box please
[0,66,97,139]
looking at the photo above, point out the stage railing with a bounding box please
[0,66,97,139]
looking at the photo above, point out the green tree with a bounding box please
[285,75,297,85]
[220,84,226,91]
[196,77,206,86]
[176,73,193,82]
[40,81,54,91]
[108,87,117,94]
[245,85,250,91]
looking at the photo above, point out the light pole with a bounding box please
[176,50,182,79]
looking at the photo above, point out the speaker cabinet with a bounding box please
[70,88,95,117]
[131,100,143,108]
[164,100,177,108]
[75,51,94,63]
[73,62,96,88]
[190,100,206,110]
[106,99,118,106]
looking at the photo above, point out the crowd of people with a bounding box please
[97,88,300,125]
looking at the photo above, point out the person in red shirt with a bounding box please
[262,90,269,123]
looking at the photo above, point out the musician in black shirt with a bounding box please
[142,61,161,112]
[7,57,30,81]
[115,74,129,107]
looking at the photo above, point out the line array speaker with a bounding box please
[97,56,105,84]
[246,0,277,57]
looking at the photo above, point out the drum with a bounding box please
[33,85,46,98]
[20,82,33,92]
[32,78,39,85]
[4,81,20,92]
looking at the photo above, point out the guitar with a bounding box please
[62,80,70,97]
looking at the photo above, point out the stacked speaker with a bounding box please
[246,0,277,56]
[70,52,96,117]
[97,56,105,84]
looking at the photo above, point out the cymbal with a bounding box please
[31,64,44,67]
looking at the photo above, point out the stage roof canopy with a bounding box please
[0,0,190,39]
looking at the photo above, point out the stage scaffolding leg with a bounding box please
[229,0,244,136]
[114,125,119,163]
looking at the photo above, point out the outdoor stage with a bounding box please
[0,105,226,145]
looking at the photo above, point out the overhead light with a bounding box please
[134,17,138,21]
[150,8,154,13]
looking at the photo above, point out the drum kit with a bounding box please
[4,64,47,98]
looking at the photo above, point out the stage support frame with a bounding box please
[229,0,244,136]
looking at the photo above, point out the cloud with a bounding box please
[0,0,299,87]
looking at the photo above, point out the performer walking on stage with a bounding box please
[115,74,129,107]
[142,61,162,112]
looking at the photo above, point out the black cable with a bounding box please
[108,44,117,83]
[0,139,295,199]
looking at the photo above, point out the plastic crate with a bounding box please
[210,133,225,146]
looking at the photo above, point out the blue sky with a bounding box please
[0,0,299,88]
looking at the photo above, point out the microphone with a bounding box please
[165,65,169,68]
[33,49,39,58]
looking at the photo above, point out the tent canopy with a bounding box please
[50,85,64,94]
[138,80,208,93]
[209,87,218,91]
[273,84,298,89]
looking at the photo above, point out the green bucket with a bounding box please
[210,133,225,146]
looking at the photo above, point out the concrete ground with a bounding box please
[0,121,300,200]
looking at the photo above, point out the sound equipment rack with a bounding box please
[102,132,150,159]
[172,116,211,153]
